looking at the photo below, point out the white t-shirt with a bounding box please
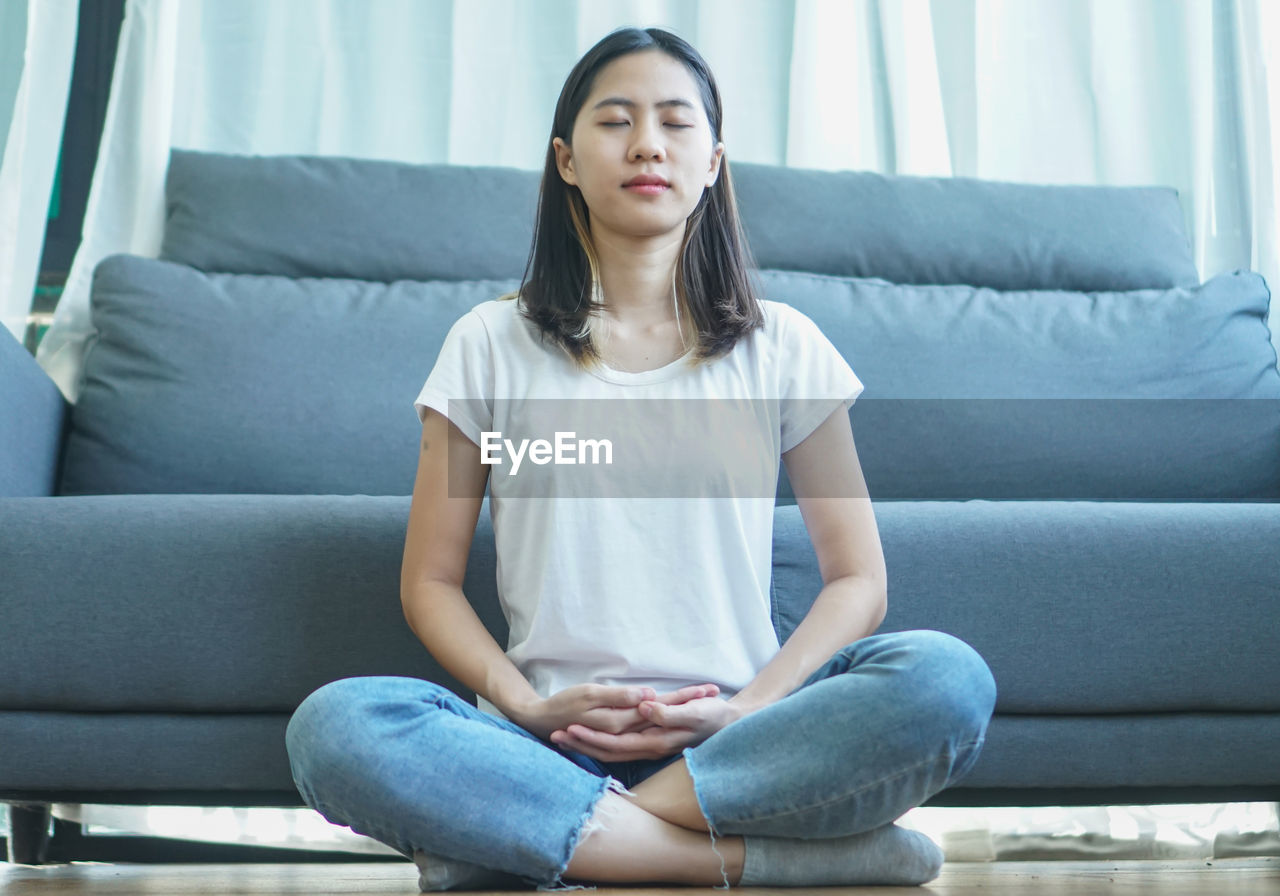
[414,296,863,719]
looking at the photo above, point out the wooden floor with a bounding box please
[1,859,1278,895]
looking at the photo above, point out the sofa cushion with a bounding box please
[161,152,541,283]
[161,150,1198,291]
[62,256,1278,500]
[0,495,471,713]
[0,326,66,497]
[732,163,1199,291]
[765,269,1280,501]
[4,496,1277,717]
[60,254,517,495]
[771,500,1280,715]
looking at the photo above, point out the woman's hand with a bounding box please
[508,682,659,742]
[548,690,745,763]
[612,683,722,734]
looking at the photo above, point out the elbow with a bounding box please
[853,568,888,633]
[870,584,888,632]
[400,572,434,632]
[399,570,417,624]
[822,570,887,637]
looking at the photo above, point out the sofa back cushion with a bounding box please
[161,150,1198,291]
[771,269,1280,502]
[62,255,1279,500]
[60,254,517,495]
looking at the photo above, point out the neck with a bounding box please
[590,225,685,329]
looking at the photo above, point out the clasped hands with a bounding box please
[512,682,745,763]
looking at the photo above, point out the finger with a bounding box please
[640,698,710,730]
[554,728,652,763]
[653,684,721,706]
[590,685,656,708]
[566,724,665,754]
[653,685,707,705]
[568,724,699,760]
[555,736,634,763]
[640,700,674,726]
[582,706,646,735]
[619,718,660,735]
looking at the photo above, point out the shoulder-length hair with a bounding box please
[510,27,764,370]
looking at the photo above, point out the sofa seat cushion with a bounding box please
[61,254,517,496]
[0,495,488,713]
[2,496,1276,716]
[772,500,1280,715]
[764,269,1280,501]
[953,713,1280,794]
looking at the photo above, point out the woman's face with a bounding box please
[554,49,725,245]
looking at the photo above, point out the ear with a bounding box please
[705,141,726,188]
[553,137,577,186]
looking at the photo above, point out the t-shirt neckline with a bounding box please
[590,348,697,385]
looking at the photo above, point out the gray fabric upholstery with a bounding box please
[3,711,1276,800]
[0,326,66,497]
[161,150,1198,290]
[0,712,295,792]
[4,496,1276,718]
[60,255,517,496]
[768,268,1280,501]
[0,495,494,711]
[161,152,540,282]
[731,163,1200,290]
[960,713,1280,791]
[62,256,1279,500]
[772,501,1280,714]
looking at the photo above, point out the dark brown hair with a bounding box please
[512,27,764,369]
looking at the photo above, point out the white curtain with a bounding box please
[0,0,77,341]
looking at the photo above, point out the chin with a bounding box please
[613,214,692,240]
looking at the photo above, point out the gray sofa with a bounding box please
[3,150,1280,860]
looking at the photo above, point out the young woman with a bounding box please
[286,27,996,891]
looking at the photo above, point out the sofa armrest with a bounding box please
[0,327,67,496]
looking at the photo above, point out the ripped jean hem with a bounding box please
[537,775,634,891]
[681,746,733,890]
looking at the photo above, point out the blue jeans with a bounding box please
[285,630,996,888]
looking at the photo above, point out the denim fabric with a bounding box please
[285,630,995,887]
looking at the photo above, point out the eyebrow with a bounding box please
[591,97,697,112]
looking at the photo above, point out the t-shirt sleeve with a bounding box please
[413,310,494,447]
[778,305,864,453]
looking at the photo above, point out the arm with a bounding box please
[728,405,887,715]
[400,408,540,717]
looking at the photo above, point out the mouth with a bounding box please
[622,174,670,194]
[623,175,670,194]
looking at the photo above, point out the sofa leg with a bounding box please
[8,803,53,864]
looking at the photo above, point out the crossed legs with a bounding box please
[287,630,995,889]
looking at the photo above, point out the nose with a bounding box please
[628,119,666,162]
